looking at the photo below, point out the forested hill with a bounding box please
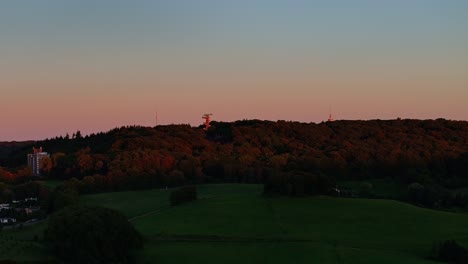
[1,119,468,188]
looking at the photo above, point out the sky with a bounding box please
[1,0,467,141]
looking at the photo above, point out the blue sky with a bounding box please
[1,1,467,140]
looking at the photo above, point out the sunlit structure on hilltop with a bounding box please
[328,107,334,122]
[202,114,213,130]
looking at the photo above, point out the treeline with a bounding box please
[170,186,197,206]
[263,171,336,196]
[0,181,49,204]
[407,182,468,209]
[0,119,467,194]
[0,179,82,216]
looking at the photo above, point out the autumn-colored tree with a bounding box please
[40,156,53,175]
[77,154,94,175]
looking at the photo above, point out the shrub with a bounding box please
[170,186,197,206]
[431,240,468,264]
[44,206,142,264]
[359,182,374,197]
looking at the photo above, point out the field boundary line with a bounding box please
[129,205,170,222]
[149,234,313,243]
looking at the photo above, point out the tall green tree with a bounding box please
[45,206,143,264]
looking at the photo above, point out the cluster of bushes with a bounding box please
[408,182,468,209]
[321,179,468,210]
[431,240,468,264]
[45,185,79,213]
[170,186,197,206]
[263,171,336,197]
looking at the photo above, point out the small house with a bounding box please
[0,218,16,224]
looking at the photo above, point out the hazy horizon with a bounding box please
[1,0,467,141]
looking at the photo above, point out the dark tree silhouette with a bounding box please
[45,206,142,264]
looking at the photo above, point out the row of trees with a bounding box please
[170,186,198,206]
[263,170,336,196]
[407,182,468,209]
[0,180,81,218]
[0,181,49,204]
[0,181,50,224]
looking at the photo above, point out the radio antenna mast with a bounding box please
[328,106,334,122]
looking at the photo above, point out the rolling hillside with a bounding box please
[80,184,468,264]
[3,184,468,263]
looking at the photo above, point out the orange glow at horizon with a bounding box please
[1,1,468,141]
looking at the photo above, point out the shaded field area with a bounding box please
[3,184,468,263]
[86,184,468,264]
[0,223,49,262]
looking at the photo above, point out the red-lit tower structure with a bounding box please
[202,114,212,130]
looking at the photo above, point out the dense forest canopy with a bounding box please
[0,119,467,191]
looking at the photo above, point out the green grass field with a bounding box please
[82,184,468,263]
[0,223,49,262]
[3,184,468,263]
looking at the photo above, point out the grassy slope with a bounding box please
[80,188,171,219]
[0,223,48,261]
[4,184,468,263]
[83,184,468,264]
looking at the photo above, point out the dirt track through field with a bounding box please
[128,206,170,222]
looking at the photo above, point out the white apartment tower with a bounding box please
[27,147,49,176]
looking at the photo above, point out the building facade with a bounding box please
[27,147,49,176]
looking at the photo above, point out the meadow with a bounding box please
[3,184,468,263]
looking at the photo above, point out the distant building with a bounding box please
[27,147,49,176]
[0,218,16,224]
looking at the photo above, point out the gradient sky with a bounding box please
[1,0,467,141]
